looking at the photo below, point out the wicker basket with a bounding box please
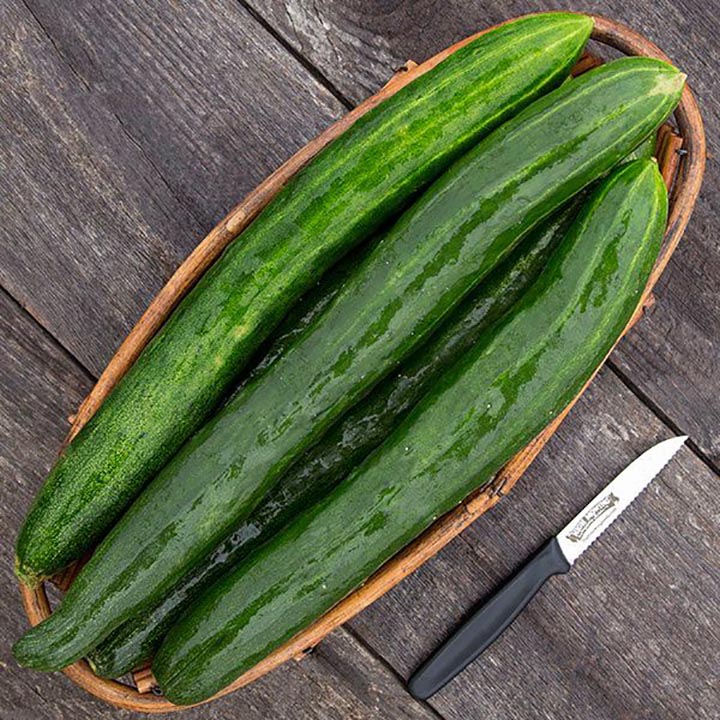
[19,13,705,713]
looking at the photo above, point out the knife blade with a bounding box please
[407,435,687,700]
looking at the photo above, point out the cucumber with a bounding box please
[153,158,669,705]
[87,204,572,678]
[13,58,683,672]
[16,13,592,586]
[241,240,372,385]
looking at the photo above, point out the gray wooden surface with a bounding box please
[0,1,717,718]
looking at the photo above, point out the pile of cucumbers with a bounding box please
[13,12,683,706]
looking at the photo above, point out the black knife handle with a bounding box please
[408,537,571,700]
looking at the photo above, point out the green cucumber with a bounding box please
[16,13,592,586]
[87,204,572,679]
[241,240,372,384]
[153,158,669,705]
[13,58,683,672]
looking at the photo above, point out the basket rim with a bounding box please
[18,12,705,714]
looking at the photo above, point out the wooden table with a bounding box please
[1,2,717,718]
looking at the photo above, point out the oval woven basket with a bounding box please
[19,13,705,713]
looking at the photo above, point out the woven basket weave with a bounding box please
[19,13,705,713]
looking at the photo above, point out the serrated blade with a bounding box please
[557,436,687,565]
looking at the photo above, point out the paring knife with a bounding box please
[408,435,687,700]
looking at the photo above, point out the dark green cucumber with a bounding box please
[241,238,375,384]
[153,158,669,705]
[16,13,592,586]
[87,204,573,678]
[13,58,683,672]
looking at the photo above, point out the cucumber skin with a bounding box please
[154,159,668,705]
[13,59,683,673]
[88,125,660,682]
[631,132,658,160]
[16,13,592,585]
[87,204,572,679]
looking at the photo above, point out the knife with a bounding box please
[407,435,687,700]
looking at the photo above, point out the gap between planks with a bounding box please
[342,624,448,720]
[236,0,355,109]
[607,359,720,477]
[0,287,96,387]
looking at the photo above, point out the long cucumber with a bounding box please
[16,13,592,585]
[153,158,669,705]
[13,59,683,672]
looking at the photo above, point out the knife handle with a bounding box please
[408,537,571,700]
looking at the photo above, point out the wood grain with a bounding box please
[349,368,720,719]
[247,0,720,465]
[0,0,343,375]
[0,288,441,720]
